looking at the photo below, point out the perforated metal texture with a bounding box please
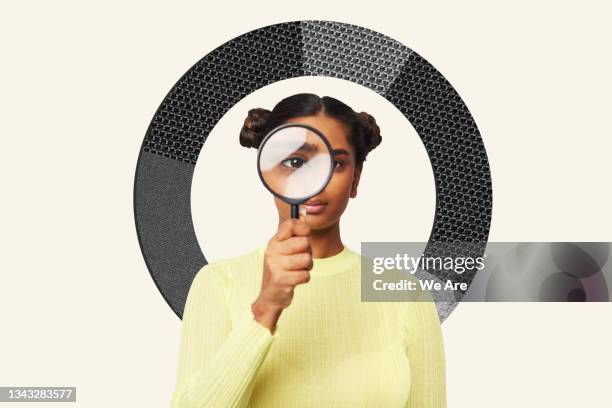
[301,20,414,93]
[384,52,492,292]
[142,22,303,164]
[134,20,492,321]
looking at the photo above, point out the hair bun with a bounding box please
[357,111,382,153]
[240,108,271,148]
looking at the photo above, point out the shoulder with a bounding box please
[343,245,362,263]
[400,298,442,344]
[193,246,265,290]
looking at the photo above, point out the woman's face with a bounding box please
[273,112,362,230]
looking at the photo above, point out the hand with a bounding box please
[251,212,312,334]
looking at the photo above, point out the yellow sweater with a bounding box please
[170,245,446,407]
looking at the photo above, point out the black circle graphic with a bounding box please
[133,20,493,323]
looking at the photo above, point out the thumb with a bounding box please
[292,205,311,237]
[298,205,307,223]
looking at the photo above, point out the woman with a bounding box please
[170,93,446,407]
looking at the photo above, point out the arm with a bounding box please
[170,263,278,408]
[404,297,447,408]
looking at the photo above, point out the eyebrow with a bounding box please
[293,144,351,157]
[332,148,350,157]
[296,143,318,153]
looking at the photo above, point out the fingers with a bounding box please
[292,217,310,237]
[282,252,313,271]
[273,217,311,242]
[278,236,311,255]
[273,270,311,287]
[274,219,295,241]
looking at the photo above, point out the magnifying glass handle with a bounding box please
[291,204,299,219]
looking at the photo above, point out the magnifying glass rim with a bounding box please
[256,122,335,205]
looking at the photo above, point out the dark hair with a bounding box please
[239,93,382,167]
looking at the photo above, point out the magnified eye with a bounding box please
[281,157,306,169]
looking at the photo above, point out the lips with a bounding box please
[304,199,326,206]
[302,199,327,215]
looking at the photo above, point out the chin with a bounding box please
[304,213,340,230]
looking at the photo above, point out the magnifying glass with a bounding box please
[257,123,334,219]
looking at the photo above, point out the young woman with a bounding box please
[170,93,446,407]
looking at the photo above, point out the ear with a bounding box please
[350,165,362,198]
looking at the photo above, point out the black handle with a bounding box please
[291,204,299,219]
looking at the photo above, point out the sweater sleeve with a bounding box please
[170,263,278,408]
[403,295,447,408]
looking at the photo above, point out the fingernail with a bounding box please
[299,206,307,217]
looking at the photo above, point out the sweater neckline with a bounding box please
[256,245,359,277]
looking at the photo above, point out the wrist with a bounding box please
[251,300,283,318]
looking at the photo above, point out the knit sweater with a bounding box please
[170,245,446,407]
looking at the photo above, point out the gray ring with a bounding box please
[133,20,492,322]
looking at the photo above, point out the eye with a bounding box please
[334,160,344,169]
[281,157,305,169]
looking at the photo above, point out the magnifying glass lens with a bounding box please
[258,125,333,201]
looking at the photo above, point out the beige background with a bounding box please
[193,76,436,259]
[1,1,611,407]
